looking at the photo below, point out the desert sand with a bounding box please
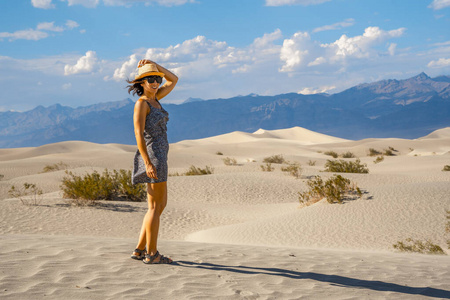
[1,126,449,299]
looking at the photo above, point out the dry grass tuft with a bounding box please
[8,183,43,206]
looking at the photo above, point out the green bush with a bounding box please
[42,161,68,173]
[263,154,285,164]
[341,151,356,158]
[368,148,382,156]
[281,162,302,178]
[223,157,238,166]
[8,183,43,206]
[184,165,214,176]
[324,151,338,158]
[61,169,146,204]
[393,238,445,255]
[374,156,384,164]
[443,165,450,171]
[298,175,362,204]
[324,159,369,173]
[260,163,274,172]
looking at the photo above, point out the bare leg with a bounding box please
[134,182,170,263]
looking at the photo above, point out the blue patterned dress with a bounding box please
[132,100,169,184]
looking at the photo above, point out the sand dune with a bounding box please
[1,126,449,299]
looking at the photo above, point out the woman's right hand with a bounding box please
[145,161,158,180]
[138,59,155,68]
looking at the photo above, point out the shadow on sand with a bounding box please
[175,261,450,299]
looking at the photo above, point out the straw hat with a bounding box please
[135,63,165,81]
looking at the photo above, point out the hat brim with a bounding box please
[135,71,165,81]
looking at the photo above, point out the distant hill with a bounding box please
[0,73,449,148]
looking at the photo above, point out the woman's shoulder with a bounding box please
[134,98,151,112]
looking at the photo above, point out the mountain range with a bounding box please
[1,72,449,148]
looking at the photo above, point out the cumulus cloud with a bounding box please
[427,58,450,68]
[31,0,55,9]
[313,18,355,33]
[111,29,285,83]
[112,54,138,81]
[428,0,450,10]
[279,26,405,72]
[279,31,314,72]
[0,20,80,42]
[266,0,331,6]
[64,51,99,75]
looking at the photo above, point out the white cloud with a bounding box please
[64,51,99,75]
[280,31,315,71]
[66,0,100,8]
[112,54,138,81]
[388,43,397,56]
[66,20,80,29]
[0,29,48,41]
[313,18,355,33]
[266,0,331,6]
[31,0,55,9]
[427,57,450,68]
[428,0,450,10]
[63,0,193,7]
[298,85,336,94]
[37,22,64,32]
[62,83,72,90]
[279,26,405,72]
[105,0,194,6]
[0,20,80,42]
[323,27,405,59]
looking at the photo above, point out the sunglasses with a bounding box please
[144,76,163,84]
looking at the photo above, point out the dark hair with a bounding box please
[126,78,145,96]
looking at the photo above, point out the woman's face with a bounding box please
[141,76,161,94]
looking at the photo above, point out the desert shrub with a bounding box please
[443,165,450,171]
[184,165,214,176]
[374,156,384,164]
[260,163,274,172]
[308,160,316,166]
[368,148,382,156]
[324,151,338,158]
[0,174,4,180]
[61,169,146,205]
[8,183,43,206]
[42,161,68,173]
[223,157,238,166]
[281,162,302,178]
[383,149,396,156]
[216,151,223,155]
[298,175,362,204]
[324,159,369,174]
[341,151,356,158]
[393,238,445,255]
[263,154,285,164]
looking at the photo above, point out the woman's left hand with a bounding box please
[138,59,155,68]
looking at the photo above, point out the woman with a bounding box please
[127,59,178,264]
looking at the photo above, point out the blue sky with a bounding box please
[1,0,449,111]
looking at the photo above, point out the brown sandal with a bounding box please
[143,251,172,264]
